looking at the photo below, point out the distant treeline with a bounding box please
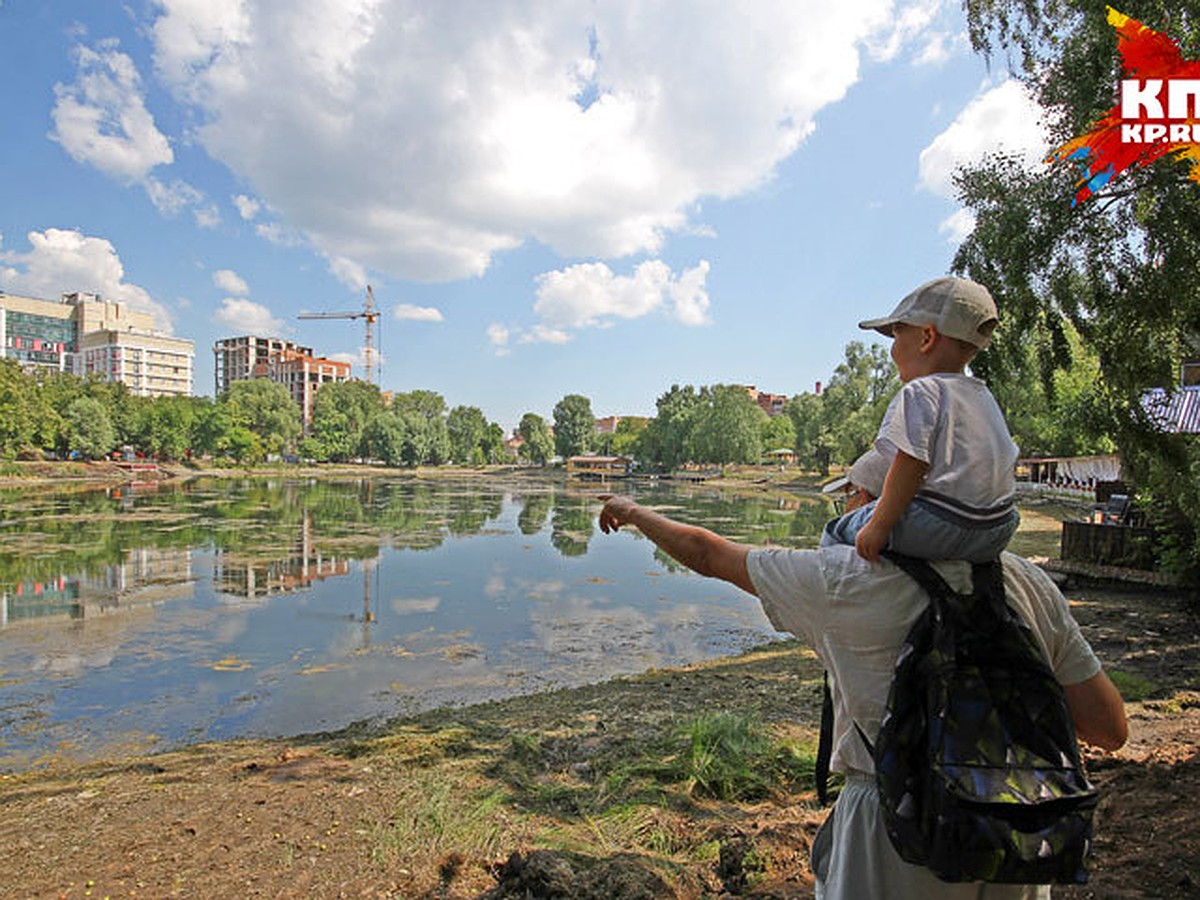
[0,336,1114,471]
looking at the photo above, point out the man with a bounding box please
[598,485,1126,899]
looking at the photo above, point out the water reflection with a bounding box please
[0,477,833,769]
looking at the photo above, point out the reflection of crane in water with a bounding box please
[296,285,381,384]
[360,555,378,647]
[295,552,380,650]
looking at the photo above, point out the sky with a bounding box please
[0,0,1052,434]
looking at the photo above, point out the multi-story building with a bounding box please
[740,385,789,417]
[213,335,350,426]
[0,290,194,396]
[0,291,78,370]
[76,329,195,398]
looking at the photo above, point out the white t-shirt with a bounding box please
[877,373,1019,517]
[747,545,1101,775]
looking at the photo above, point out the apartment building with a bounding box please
[740,385,789,417]
[213,335,350,426]
[0,290,195,396]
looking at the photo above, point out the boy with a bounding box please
[824,276,1019,563]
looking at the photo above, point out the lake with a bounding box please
[0,475,834,770]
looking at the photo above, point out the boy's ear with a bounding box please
[919,324,938,352]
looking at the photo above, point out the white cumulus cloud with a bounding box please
[148,0,902,282]
[0,228,174,329]
[51,40,173,182]
[214,297,285,336]
[233,194,261,220]
[51,39,213,223]
[213,268,249,295]
[393,303,444,322]
[533,259,711,334]
[918,78,1048,241]
[918,79,1048,242]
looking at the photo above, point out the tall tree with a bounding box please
[611,416,649,458]
[0,359,45,457]
[308,380,384,461]
[132,395,203,461]
[689,384,768,465]
[640,384,700,469]
[393,390,450,464]
[760,410,797,456]
[220,379,302,457]
[818,341,899,465]
[957,1,1200,574]
[447,405,489,464]
[786,392,831,472]
[64,396,115,460]
[552,394,595,458]
[518,412,555,465]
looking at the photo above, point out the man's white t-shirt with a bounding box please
[747,545,1100,776]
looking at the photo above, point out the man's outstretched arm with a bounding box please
[599,495,756,596]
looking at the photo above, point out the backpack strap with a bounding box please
[813,552,1002,806]
[815,673,835,806]
[880,550,958,606]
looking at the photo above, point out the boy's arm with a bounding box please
[599,495,757,595]
[855,450,929,561]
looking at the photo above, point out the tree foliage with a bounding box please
[221,379,302,458]
[552,394,595,458]
[447,405,490,465]
[957,0,1200,575]
[64,396,115,460]
[518,412,555,464]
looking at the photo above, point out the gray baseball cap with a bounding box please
[859,276,998,349]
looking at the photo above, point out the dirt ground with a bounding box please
[1,571,1197,899]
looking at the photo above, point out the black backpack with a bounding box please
[818,552,1099,884]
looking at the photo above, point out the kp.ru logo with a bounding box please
[1050,7,1200,205]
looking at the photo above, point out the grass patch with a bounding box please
[1108,669,1159,701]
[666,712,816,801]
[373,766,511,865]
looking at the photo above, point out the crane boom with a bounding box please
[296,285,379,384]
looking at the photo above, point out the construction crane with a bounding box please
[297,285,380,384]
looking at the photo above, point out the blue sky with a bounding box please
[0,1,1050,434]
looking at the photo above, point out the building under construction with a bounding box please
[212,336,351,427]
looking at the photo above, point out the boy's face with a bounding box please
[888,321,927,382]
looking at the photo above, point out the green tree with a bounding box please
[517,412,555,464]
[786,392,830,472]
[760,412,797,458]
[193,401,235,459]
[131,395,203,461]
[552,394,595,458]
[82,378,136,448]
[688,385,768,465]
[64,396,115,460]
[393,390,450,464]
[447,405,489,464]
[34,369,85,455]
[220,379,302,457]
[611,416,649,458]
[308,381,384,462]
[0,359,44,457]
[364,412,409,466]
[481,422,507,464]
[958,1,1200,575]
[819,341,899,465]
[640,384,700,469]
